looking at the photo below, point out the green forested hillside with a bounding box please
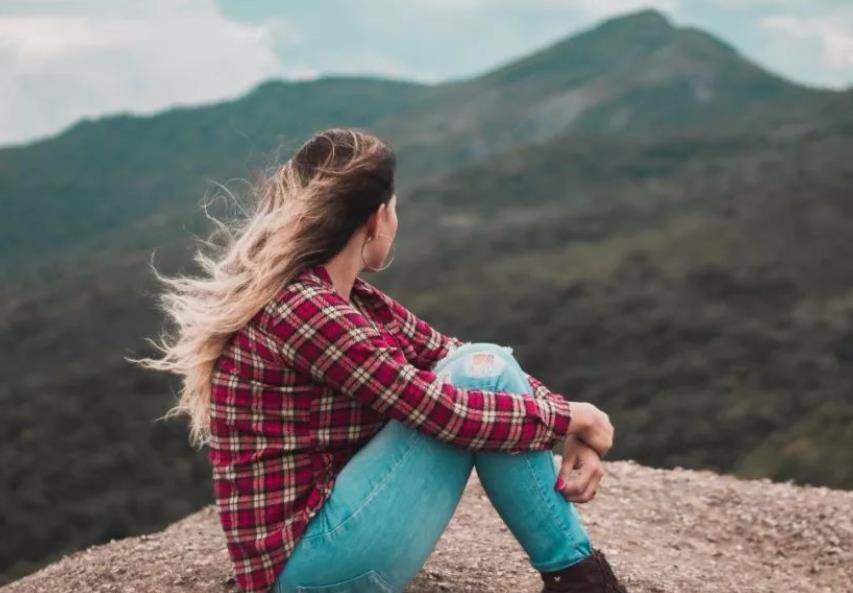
[0,76,428,272]
[2,8,852,587]
[392,119,853,486]
[0,10,830,274]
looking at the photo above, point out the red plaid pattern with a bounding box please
[208,262,573,593]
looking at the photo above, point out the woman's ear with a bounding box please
[365,209,381,240]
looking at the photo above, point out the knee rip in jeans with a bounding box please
[435,342,517,383]
[455,343,516,379]
[463,350,508,378]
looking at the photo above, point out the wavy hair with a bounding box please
[127,127,397,449]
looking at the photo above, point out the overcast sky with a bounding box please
[1,0,851,148]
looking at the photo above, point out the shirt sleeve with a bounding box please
[267,282,572,452]
[375,289,468,371]
[378,287,563,406]
[525,372,559,401]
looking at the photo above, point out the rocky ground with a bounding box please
[3,459,851,593]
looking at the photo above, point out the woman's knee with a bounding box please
[437,341,517,370]
[437,341,527,386]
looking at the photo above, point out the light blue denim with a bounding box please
[273,341,593,593]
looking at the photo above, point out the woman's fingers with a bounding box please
[568,464,603,503]
[556,432,607,504]
[556,442,605,503]
[557,460,595,501]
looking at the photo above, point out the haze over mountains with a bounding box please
[3,10,846,272]
[2,9,852,586]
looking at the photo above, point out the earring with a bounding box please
[361,233,396,272]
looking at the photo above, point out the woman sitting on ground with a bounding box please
[136,127,630,593]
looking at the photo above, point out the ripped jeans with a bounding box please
[273,342,593,593]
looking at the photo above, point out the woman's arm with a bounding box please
[375,289,470,371]
[378,286,566,404]
[266,282,573,452]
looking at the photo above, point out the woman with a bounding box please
[134,127,629,593]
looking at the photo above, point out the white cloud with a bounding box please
[0,0,289,147]
[762,15,853,72]
[2,0,852,147]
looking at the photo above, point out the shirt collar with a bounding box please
[301,262,376,300]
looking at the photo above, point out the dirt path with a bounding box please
[3,459,851,593]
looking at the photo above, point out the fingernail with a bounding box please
[554,478,565,491]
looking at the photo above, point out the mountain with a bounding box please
[2,7,852,587]
[378,9,824,175]
[394,118,853,482]
[0,10,835,274]
[3,460,852,593]
[0,76,427,273]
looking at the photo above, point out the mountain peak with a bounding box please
[475,8,679,88]
[597,8,673,30]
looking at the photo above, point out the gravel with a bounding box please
[3,459,851,593]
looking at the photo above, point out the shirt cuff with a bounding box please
[546,394,572,447]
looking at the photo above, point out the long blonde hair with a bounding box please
[127,127,397,450]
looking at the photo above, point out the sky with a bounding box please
[1,0,851,148]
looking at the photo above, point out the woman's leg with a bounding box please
[440,343,594,572]
[273,402,477,592]
[274,341,593,593]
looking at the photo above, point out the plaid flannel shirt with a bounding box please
[208,262,573,593]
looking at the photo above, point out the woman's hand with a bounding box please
[568,402,614,458]
[555,434,604,503]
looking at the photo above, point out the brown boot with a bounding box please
[538,548,629,593]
